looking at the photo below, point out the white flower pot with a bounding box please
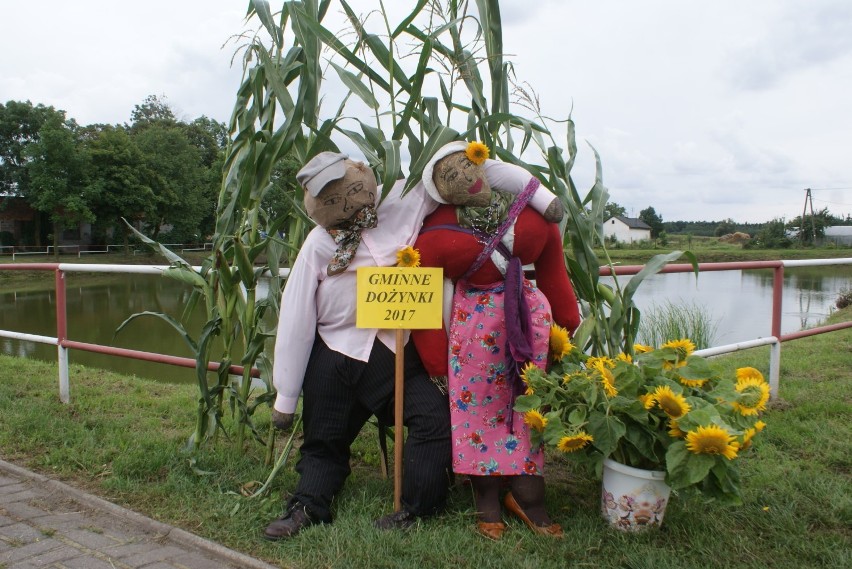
[601,458,671,532]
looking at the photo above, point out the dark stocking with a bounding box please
[508,475,552,526]
[470,476,503,523]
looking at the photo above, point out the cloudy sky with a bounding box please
[3,0,851,223]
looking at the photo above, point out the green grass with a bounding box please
[1,309,850,569]
[602,240,852,265]
[638,300,719,348]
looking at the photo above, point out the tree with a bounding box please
[0,100,62,197]
[85,125,156,248]
[186,116,228,161]
[714,218,737,237]
[639,206,664,238]
[749,218,792,249]
[129,94,177,129]
[126,96,222,242]
[132,123,208,241]
[604,201,626,220]
[24,112,92,252]
[787,207,839,244]
[183,116,228,239]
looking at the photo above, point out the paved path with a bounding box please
[0,459,280,569]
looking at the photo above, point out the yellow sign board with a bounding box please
[356,267,443,329]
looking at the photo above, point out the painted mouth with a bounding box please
[467,179,483,194]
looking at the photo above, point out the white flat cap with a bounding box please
[296,151,349,197]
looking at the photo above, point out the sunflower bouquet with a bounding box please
[514,327,769,504]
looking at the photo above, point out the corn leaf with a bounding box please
[380,139,401,200]
[403,126,460,193]
[329,62,379,109]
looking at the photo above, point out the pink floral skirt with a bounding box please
[447,279,552,477]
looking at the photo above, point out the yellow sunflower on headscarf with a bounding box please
[465,141,489,165]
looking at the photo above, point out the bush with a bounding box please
[837,288,852,310]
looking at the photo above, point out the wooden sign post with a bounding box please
[356,267,443,511]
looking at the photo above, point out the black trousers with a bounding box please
[288,336,451,522]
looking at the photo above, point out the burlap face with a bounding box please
[304,160,378,229]
[432,152,491,207]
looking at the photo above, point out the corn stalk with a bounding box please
[121,1,693,470]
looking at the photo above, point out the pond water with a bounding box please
[602,265,852,345]
[1,265,850,383]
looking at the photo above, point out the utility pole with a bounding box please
[800,188,817,245]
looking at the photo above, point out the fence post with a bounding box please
[768,265,784,400]
[55,268,70,403]
[769,340,781,399]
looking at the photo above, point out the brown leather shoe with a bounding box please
[263,504,316,540]
[476,520,507,540]
[504,491,563,537]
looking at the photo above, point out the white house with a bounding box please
[603,216,652,243]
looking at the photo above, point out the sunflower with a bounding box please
[523,410,547,432]
[638,393,656,410]
[548,324,574,362]
[587,356,616,370]
[616,352,633,363]
[736,367,765,384]
[754,420,767,432]
[677,375,708,388]
[685,425,739,460]
[668,420,686,438]
[465,141,490,165]
[732,376,770,416]
[592,361,618,397]
[634,343,654,354]
[739,427,758,450]
[557,432,594,453]
[395,246,421,268]
[520,361,540,384]
[661,338,696,360]
[652,385,691,419]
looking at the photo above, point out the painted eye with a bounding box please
[347,182,363,195]
[323,196,342,206]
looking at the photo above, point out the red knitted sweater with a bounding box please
[411,203,581,377]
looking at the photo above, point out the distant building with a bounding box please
[0,196,92,247]
[0,196,37,245]
[603,216,652,244]
[824,225,852,246]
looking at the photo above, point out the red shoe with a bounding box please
[503,492,563,538]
